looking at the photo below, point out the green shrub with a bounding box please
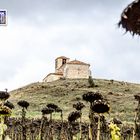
[88,76,95,88]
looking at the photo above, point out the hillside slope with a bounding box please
[9,78,140,122]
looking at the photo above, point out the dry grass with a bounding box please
[9,78,140,123]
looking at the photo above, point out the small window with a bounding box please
[62,59,66,64]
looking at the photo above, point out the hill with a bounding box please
[9,78,140,123]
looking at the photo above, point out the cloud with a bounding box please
[0,0,132,20]
[0,0,140,91]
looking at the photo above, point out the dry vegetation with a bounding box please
[9,78,140,123]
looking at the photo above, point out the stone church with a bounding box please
[43,56,91,82]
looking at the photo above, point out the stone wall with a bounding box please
[55,59,63,72]
[55,58,69,73]
[64,64,90,79]
[56,64,66,73]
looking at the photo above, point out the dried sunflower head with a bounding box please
[41,107,54,115]
[113,118,122,124]
[0,106,11,116]
[46,103,58,111]
[17,100,29,109]
[55,107,62,113]
[4,101,14,109]
[124,129,132,135]
[0,91,10,101]
[68,111,81,122]
[118,0,140,36]
[134,94,140,101]
[91,100,110,113]
[73,102,85,111]
[82,91,103,103]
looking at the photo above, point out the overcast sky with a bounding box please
[0,0,140,91]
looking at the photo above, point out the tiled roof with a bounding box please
[67,60,90,66]
[55,56,69,60]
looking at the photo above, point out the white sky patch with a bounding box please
[0,59,47,90]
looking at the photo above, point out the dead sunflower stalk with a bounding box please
[0,90,11,140]
[133,94,140,140]
[73,102,85,139]
[17,100,29,140]
[91,99,110,140]
[83,91,103,140]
